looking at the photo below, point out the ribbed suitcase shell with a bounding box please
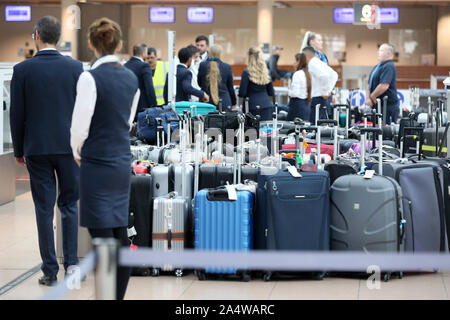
[152,195,188,271]
[330,175,404,253]
[194,189,253,274]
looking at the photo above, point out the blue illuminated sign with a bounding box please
[5,6,31,22]
[150,7,175,23]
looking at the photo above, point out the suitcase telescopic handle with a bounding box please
[360,128,382,135]
[332,104,350,109]
[316,120,338,126]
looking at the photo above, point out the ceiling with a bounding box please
[4,0,450,6]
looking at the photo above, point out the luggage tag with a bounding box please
[287,165,302,178]
[363,170,375,179]
[127,226,137,238]
[225,183,238,201]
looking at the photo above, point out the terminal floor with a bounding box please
[0,181,449,300]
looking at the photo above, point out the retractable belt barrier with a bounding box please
[41,243,450,300]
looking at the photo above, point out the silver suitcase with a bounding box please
[55,203,91,264]
[151,192,188,276]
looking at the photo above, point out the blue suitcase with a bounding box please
[255,167,330,281]
[194,188,253,281]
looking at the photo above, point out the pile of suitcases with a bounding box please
[127,97,450,282]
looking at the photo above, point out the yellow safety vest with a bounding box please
[152,60,168,106]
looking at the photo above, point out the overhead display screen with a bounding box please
[187,7,214,23]
[334,7,399,24]
[150,7,175,23]
[5,6,31,22]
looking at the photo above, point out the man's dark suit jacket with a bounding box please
[10,50,83,157]
[124,57,157,112]
[175,64,204,102]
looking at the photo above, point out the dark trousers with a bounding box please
[309,97,330,124]
[26,154,80,277]
[88,227,131,300]
[386,104,400,124]
[287,98,309,122]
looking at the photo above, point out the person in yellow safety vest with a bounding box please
[146,47,168,107]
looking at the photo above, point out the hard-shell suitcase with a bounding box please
[174,101,216,116]
[194,188,253,281]
[151,164,194,200]
[330,126,406,281]
[151,192,188,277]
[378,161,447,253]
[128,174,153,276]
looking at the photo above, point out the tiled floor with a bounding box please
[0,181,449,300]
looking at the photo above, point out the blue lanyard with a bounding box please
[369,63,381,90]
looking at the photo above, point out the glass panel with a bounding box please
[389,29,434,66]
[1,69,13,154]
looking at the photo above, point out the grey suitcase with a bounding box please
[55,202,91,264]
[152,164,194,200]
[330,127,406,281]
[151,192,188,277]
[378,161,448,253]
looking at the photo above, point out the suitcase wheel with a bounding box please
[263,272,272,282]
[195,270,207,281]
[151,268,160,277]
[383,273,391,282]
[314,272,326,281]
[240,271,251,282]
[175,269,183,277]
[398,272,403,279]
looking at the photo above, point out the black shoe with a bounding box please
[38,275,57,286]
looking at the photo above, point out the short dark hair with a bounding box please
[34,16,61,45]
[187,44,199,55]
[133,44,147,56]
[147,47,157,56]
[302,46,316,55]
[178,47,194,64]
[195,35,209,45]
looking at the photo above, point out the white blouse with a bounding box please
[70,55,140,160]
[308,56,338,98]
[288,69,308,99]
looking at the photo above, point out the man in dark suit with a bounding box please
[124,44,157,118]
[10,16,83,286]
[175,47,209,103]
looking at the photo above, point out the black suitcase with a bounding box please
[128,174,153,276]
[198,163,259,190]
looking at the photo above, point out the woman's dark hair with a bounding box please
[147,47,157,56]
[88,17,122,56]
[34,16,61,45]
[295,53,311,103]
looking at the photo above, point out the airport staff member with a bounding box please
[70,17,139,300]
[366,43,399,124]
[124,44,157,115]
[198,44,236,110]
[196,35,209,62]
[302,31,329,65]
[239,47,275,121]
[175,47,209,103]
[267,45,290,81]
[146,47,168,107]
[302,46,338,123]
[10,16,82,287]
